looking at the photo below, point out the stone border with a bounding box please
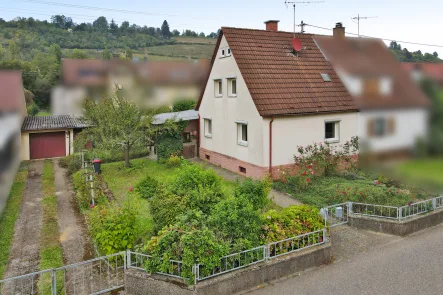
[348,209,443,236]
[124,242,331,295]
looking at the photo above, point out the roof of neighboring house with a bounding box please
[197,27,358,117]
[314,36,431,109]
[22,115,89,131]
[0,71,26,113]
[61,59,209,87]
[401,62,443,83]
[152,109,199,125]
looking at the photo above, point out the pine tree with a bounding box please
[161,20,171,39]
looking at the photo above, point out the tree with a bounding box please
[93,16,108,31]
[207,32,217,38]
[120,21,130,33]
[160,20,171,39]
[9,40,20,60]
[110,19,118,34]
[51,15,73,29]
[101,47,112,60]
[49,44,62,62]
[77,89,153,167]
[69,49,88,59]
[126,48,133,59]
[433,51,439,58]
[172,29,180,36]
[198,32,205,38]
[0,44,5,60]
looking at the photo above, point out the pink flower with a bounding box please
[129,187,133,192]
[408,201,412,206]
[90,204,95,209]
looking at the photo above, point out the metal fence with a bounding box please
[0,252,126,295]
[399,196,443,220]
[321,203,349,227]
[127,251,185,279]
[350,202,399,220]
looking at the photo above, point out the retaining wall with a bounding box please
[125,242,331,295]
[349,209,443,236]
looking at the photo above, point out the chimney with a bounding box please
[333,22,345,38]
[264,20,279,31]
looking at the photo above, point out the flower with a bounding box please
[408,201,413,206]
[90,204,95,209]
[310,171,315,175]
[306,178,311,183]
[302,171,307,176]
[129,187,133,192]
[396,190,399,194]
[347,187,350,191]
[342,191,347,195]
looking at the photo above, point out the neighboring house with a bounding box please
[51,59,209,116]
[197,21,359,178]
[20,115,88,160]
[315,24,430,156]
[152,109,199,159]
[0,71,27,214]
[402,62,443,87]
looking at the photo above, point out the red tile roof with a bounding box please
[197,27,357,117]
[0,71,25,113]
[402,62,443,85]
[314,36,431,109]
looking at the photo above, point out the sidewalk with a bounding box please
[189,158,301,207]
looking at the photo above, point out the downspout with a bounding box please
[269,117,274,178]
[197,114,201,158]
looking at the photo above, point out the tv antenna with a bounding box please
[351,14,378,37]
[285,1,325,35]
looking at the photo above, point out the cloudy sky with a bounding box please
[2,0,442,56]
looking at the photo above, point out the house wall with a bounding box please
[20,129,74,161]
[262,112,359,167]
[358,108,428,152]
[51,86,86,116]
[199,35,265,172]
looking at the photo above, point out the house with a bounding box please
[152,109,199,159]
[402,62,443,87]
[315,24,430,157]
[196,21,359,179]
[51,59,209,116]
[20,115,89,160]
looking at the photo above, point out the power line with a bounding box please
[305,23,443,48]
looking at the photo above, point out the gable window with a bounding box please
[227,78,237,97]
[204,119,212,137]
[236,122,248,146]
[214,79,222,97]
[220,48,225,58]
[325,120,340,143]
[226,47,232,56]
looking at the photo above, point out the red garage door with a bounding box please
[29,132,66,160]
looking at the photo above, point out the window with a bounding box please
[325,121,340,143]
[220,48,225,57]
[321,73,331,82]
[214,79,222,97]
[237,122,248,146]
[204,119,212,137]
[239,166,246,173]
[369,117,395,137]
[228,78,237,97]
[226,47,232,56]
[205,154,210,160]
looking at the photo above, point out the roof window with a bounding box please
[321,73,331,82]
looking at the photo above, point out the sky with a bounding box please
[1,0,442,56]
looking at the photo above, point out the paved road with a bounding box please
[248,223,443,295]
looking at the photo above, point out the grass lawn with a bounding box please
[393,158,443,192]
[36,110,51,116]
[0,163,28,279]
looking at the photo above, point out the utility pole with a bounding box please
[284,1,325,35]
[351,14,378,37]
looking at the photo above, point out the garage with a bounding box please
[29,132,66,160]
[21,115,88,161]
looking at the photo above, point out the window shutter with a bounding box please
[367,119,375,137]
[388,117,396,135]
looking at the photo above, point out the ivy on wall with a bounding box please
[155,123,186,162]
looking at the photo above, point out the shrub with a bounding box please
[261,205,324,243]
[88,200,139,255]
[83,148,150,164]
[149,191,188,233]
[135,176,159,199]
[172,99,197,112]
[209,195,263,245]
[165,154,183,168]
[27,101,39,116]
[58,154,82,175]
[72,171,91,210]
[156,130,183,162]
[234,178,271,211]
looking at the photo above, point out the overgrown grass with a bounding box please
[393,158,443,192]
[39,160,64,294]
[0,163,28,279]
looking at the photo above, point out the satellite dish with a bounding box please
[292,38,302,52]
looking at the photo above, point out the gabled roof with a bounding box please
[402,62,443,84]
[152,109,198,125]
[196,27,357,117]
[22,115,89,131]
[314,36,431,109]
[0,71,25,113]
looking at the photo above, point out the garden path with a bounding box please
[3,161,43,279]
[189,158,302,207]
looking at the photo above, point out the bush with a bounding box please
[149,191,188,233]
[234,178,271,211]
[156,130,183,162]
[135,176,159,199]
[209,195,263,245]
[84,148,150,164]
[261,205,324,244]
[58,154,82,175]
[165,155,183,168]
[72,171,91,210]
[172,99,196,112]
[88,200,139,255]
[27,101,39,116]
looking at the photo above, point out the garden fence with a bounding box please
[320,203,349,227]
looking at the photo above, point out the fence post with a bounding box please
[51,269,57,295]
[193,264,199,284]
[126,250,131,269]
[398,207,402,221]
[323,228,327,243]
[432,198,437,210]
[348,202,353,215]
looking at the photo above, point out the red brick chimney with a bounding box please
[264,20,279,31]
[333,22,345,38]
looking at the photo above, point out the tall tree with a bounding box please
[110,19,118,34]
[93,16,109,31]
[172,29,180,36]
[161,20,171,39]
[8,40,20,60]
[49,44,62,62]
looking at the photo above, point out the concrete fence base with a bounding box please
[349,209,443,236]
[125,242,331,295]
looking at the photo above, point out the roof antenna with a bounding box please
[351,14,378,37]
[284,1,325,36]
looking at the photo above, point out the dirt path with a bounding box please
[53,159,93,264]
[3,161,43,278]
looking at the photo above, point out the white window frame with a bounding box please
[324,120,340,143]
[227,77,237,97]
[236,121,248,146]
[204,118,212,138]
[220,48,225,58]
[214,79,223,97]
[226,47,232,56]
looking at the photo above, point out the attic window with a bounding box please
[226,47,231,56]
[220,48,225,58]
[321,73,331,82]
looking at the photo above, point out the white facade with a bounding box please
[51,86,86,116]
[199,36,360,171]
